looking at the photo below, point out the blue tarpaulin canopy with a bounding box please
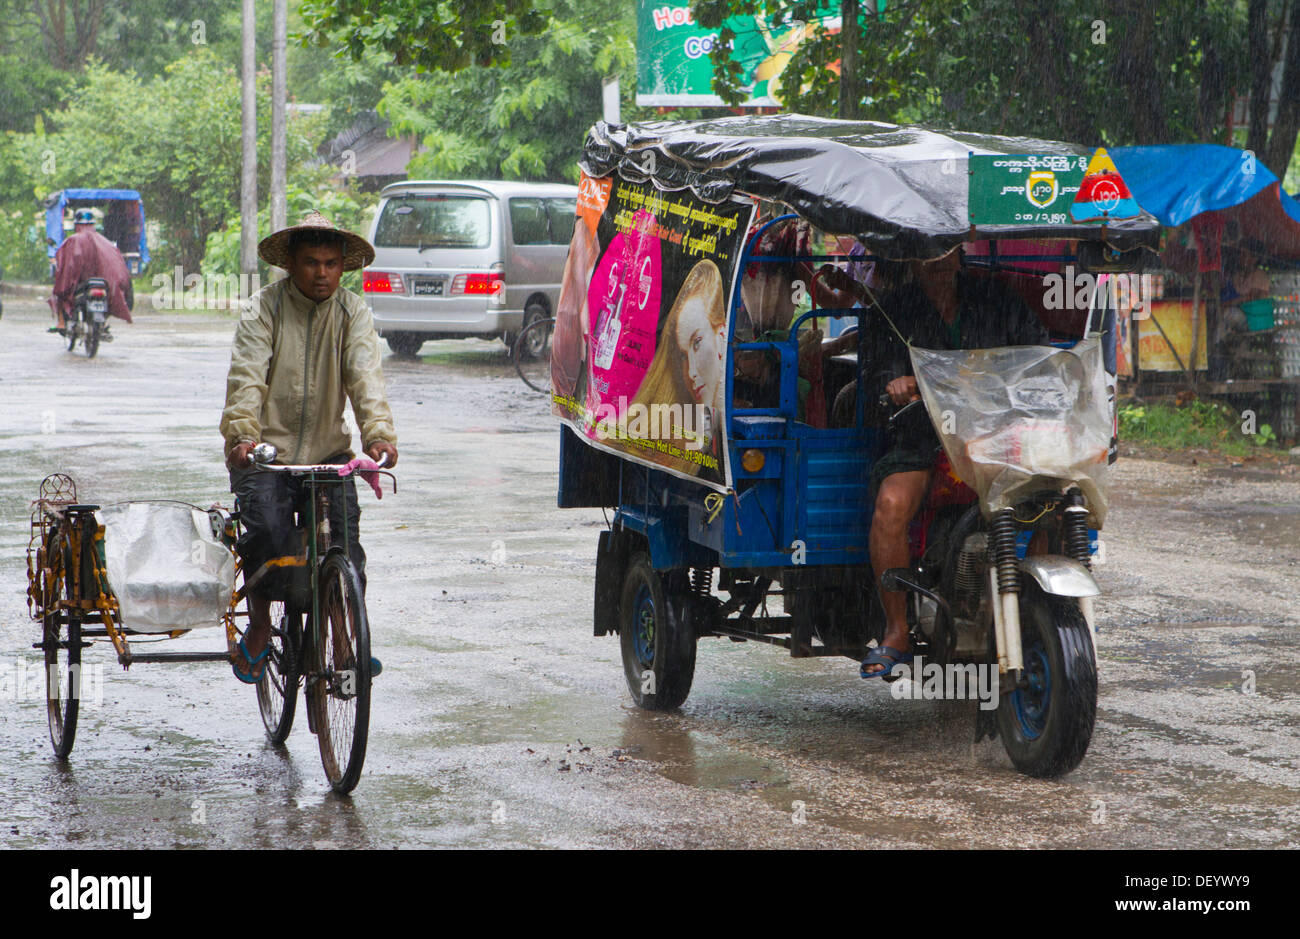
[1110,145,1300,261]
[44,188,149,268]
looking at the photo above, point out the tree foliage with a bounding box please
[693,0,1298,181]
[376,1,636,182]
[299,0,551,72]
[5,48,321,271]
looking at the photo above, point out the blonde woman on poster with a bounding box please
[629,259,727,475]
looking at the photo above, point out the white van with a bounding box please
[364,179,578,357]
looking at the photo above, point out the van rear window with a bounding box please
[374,195,491,248]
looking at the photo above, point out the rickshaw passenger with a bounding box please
[733,217,857,423]
[862,252,1048,678]
[219,211,399,684]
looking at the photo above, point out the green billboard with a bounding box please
[636,1,845,108]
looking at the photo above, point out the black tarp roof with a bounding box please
[580,114,1161,260]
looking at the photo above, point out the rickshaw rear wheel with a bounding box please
[619,552,695,711]
[43,536,80,760]
[996,584,1096,778]
[256,600,301,745]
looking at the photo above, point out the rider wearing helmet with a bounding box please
[49,208,134,338]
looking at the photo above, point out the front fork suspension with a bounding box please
[988,508,1022,676]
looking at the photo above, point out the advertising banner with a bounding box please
[635,0,844,107]
[551,174,756,489]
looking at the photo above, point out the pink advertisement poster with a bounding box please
[551,175,755,488]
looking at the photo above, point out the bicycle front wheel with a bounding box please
[307,551,371,794]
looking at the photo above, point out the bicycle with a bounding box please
[513,314,554,394]
[228,443,395,793]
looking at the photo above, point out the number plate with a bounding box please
[412,278,444,296]
[89,301,107,313]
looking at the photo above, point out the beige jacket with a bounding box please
[220,278,397,464]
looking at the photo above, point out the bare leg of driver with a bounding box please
[867,469,931,675]
[244,592,272,659]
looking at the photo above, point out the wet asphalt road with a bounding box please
[1,295,1297,849]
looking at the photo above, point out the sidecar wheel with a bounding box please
[618,553,695,710]
[996,584,1096,778]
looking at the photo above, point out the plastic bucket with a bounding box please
[1242,298,1275,331]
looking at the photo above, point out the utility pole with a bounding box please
[240,0,257,278]
[271,0,287,236]
[839,0,865,120]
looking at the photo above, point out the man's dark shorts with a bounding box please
[869,416,941,496]
[229,452,365,601]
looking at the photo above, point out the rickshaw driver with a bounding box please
[862,251,1048,678]
[219,211,398,684]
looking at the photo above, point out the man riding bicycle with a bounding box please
[50,208,134,339]
[219,211,398,683]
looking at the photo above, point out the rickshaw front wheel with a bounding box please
[995,584,1096,778]
[618,553,695,711]
[256,600,301,745]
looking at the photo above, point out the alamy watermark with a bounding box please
[1042,265,1153,319]
[888,655,1000,711]
[2,658,104,708]
[150,266,262,311]
[589,396,712,451]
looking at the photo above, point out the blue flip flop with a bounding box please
[860,644,913,681]
[232,636,272,684]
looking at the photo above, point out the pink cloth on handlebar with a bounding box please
[338,457,383,499]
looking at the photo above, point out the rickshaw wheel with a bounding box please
[307,551,371,794]
[996,584,1096,778]
[618,553,695,711]
[256,601,301,745]
[43,537,80,760]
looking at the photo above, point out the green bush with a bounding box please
[0,205,50,281]
[1118,400,1279,455]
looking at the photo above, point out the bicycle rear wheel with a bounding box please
[306,551,371,794]
[513,315,554,394]
[256,599,300,745]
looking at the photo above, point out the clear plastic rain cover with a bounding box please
[911,337,1111,527]
[98,502,236,632]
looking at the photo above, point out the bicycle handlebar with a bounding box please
[244,444,396,493]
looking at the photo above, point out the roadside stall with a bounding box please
[1107,145,1300,439]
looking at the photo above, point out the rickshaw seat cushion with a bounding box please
[98,502,237,633]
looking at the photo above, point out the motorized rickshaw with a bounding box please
[552,116,1160,778]
[44,188,151,276]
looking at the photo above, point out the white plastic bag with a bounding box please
[98,502,236,632]
[911,337,1111,527]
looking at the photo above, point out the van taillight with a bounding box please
[450,272,503,295]
[363,271,404,293]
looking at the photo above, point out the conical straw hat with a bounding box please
[257,209,375,271]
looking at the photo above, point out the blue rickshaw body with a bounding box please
[45,188,150,274]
